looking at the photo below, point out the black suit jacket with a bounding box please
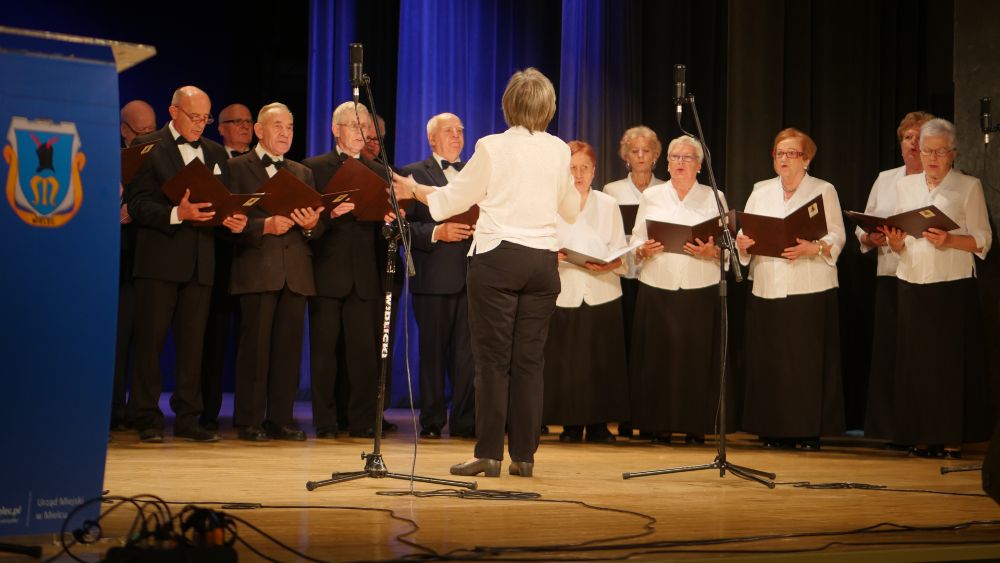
[302,151,385,300]
[126,126,230,285]
[400,157,471,295]
[228,152,320,296]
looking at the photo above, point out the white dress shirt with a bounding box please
[856,166,904,277]
[168,121,207,225]
[427,126,579,253]
[603,173,666,278]
[255,144,283,178]
[630,181,728,291]
[556,189,627,307]
[738,175,846,299]
[892,169,991,284]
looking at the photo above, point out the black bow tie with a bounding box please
[175,136,201,149]
[231,148,250,157]
[261,154,286,169]
[441,159,463,171]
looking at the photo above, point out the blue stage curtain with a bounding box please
[306,0,357,158]
[558,0,641,188]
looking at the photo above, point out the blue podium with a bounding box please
[0,26,153,537]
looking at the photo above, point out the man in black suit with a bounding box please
[228,102,322,441]
[303,101,386,438]
[126,86,247,443]
[112,100,157,431]
[198,101,254,432]
[400,113,476,439]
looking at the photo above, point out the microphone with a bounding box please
[350,43,364,104]
[673,64,686,117]
[982,97,992,145]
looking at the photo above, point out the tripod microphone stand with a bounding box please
[622,87,775,488]
[306,62,475,492]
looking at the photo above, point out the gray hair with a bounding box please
[920,118,957,150]
[426,112,459,137]
[257,102,292,124]
[331,101,369,127]
[666,135,704,162]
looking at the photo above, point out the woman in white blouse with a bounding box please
[394,68,579,478]
[859,111,933,443]
[543,141,629,443]
[883,118,992,459]
[603,125,666,439]
[735,128,846,451]
[630,135,729,445]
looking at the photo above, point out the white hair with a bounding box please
[331,101,369,127]
[666,135,704,162]
[257,102,292,124]
[920,118,957,150]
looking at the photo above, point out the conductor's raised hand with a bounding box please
[391,171,416,201]
[291,206,323,230]
[436,222,473,242]
[264,215,294,236]
[684,236,719,259]
[178,188,215,222]
[223,213,247,234]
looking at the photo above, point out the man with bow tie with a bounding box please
[217,104,254,158]
[227,103,322,441]
[399,113,476,439]
[303,101,389,439]
[126,85,248,443]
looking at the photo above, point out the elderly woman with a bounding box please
[603,125,665,438]
[629,135,729,445]
[736,128,846,451]
[883,118,992,459]
[859,111,934,443]
[394,68,579,477]
[543,140,629,444]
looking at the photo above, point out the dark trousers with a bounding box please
[200,290,239,427]
[468,242,560,463]
[413,291,476,434]
[111,277,135,426]
[131,277,212,431]
[309,291,379,430]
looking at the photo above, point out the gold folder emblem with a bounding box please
[808,203,819,218]
[244,197,260,206]
[919,209,935,218]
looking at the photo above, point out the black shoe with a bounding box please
[637,430,655,440]
[762,437,795,450]
[540,425,550,436]
[450,458,500,477]
[618,422,633,438]
[882,442,912,452]
[383,419,399,433]
[943,449,962,459]
[349,427,381,438]
[110,417,131,431]
[509,461,533,477]
[237,426,270,442]
[200,420,220,432]
[684,433,706,445]
[585,426,616,443]
[315,426,339,439]
[450,428,476,439]
[263,421,306,441]
[911,445,944,458]
[138,428,164,443]
[559,429,583,443]
[420,425,442,439]
[651,432,672,444]
[798,438,821,451]
[174,425,221,442]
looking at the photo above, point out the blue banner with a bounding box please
[0,36,119,537]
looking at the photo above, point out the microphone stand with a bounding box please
[622,93,775,488]
[306,73,475,492]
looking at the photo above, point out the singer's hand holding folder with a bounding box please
[560,239,645,267]
[844,206,959,238]
[161,160,265,227]
[256,168,324,217]
[322,157,410,221]
[737,194,828,258]
[645,210,736,255]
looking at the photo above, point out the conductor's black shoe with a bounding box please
[174,425,221,442]
[237,426,270,442]
[138,428,164,443]
[509,461,533,477]
[263,421,306,441]
[420,425,442,439]
[315,426,339,439]
[450,458,500,477]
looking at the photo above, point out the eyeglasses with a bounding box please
[173,105,214,125]
[774,149,804,159]
[122,121,156,136]
[919,147,954,157]
[440,126,464,136]
[667,153,697,163]
[220,118,252,127]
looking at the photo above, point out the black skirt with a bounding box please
[542,299,629,425]
[742,289,845,438]
[893,278,992,445]
[863,276,898,439]
[628,283,733,434]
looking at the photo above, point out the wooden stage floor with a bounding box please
[18,405,1000,562]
